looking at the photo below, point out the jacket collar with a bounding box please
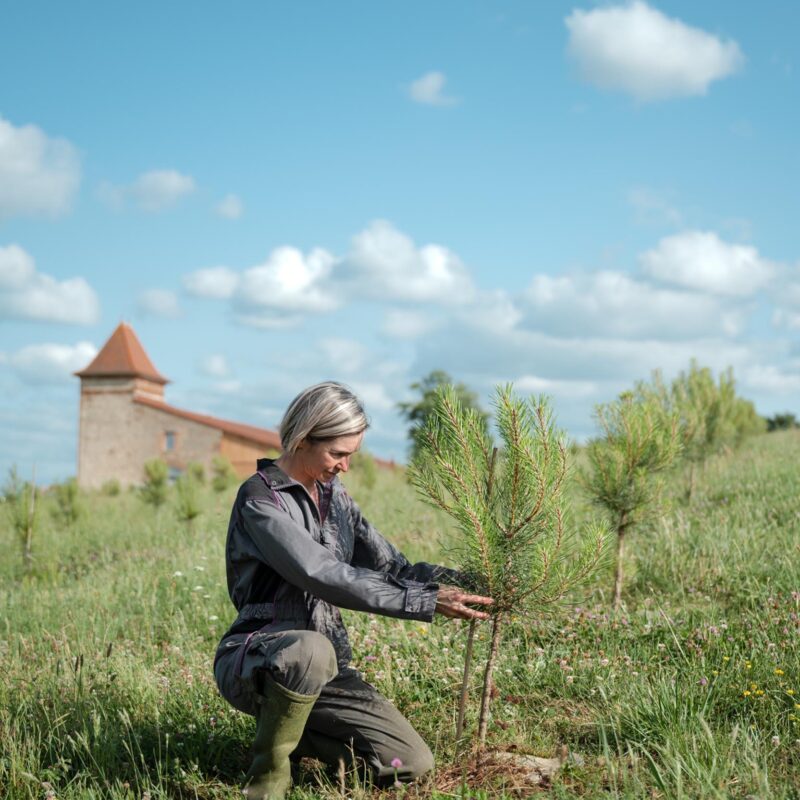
[255,457,340,493]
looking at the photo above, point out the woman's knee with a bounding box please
[273,631,337,695]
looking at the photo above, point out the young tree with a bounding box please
[584,393,680,610]
[50,478,83,528]
[140,459,169,509]
[398,370,489,459]
[409,385,605,747]
[4,467,39,570]
[175,472,203,532]
[211,455,238,493]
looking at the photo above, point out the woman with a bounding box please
[214,382,492,800]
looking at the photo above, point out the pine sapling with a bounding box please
[409,385,605,748]
[584,392,681,610]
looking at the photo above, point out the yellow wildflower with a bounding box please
[743,690,752,697]
[775,668,785,676]
[786,689,795,696]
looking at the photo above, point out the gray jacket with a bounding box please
[215,458,462,669]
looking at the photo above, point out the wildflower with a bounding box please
[755,690,765,696]
[391,757,403,769]
[722,656,730,661]
[193,585,203,591]
[772,736,780,746]
[742,690,751,697]
[775,668,784,676]
[173,571,184,577]
[209,615,219,621]
[745,661,752,670]
[600,658,610,667]
[194,565,205,571]
[787,689,795,696]
[698,677,708,687]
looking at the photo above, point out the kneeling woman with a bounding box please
[214,382,492,799]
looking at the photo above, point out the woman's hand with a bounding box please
[435,586,493,621]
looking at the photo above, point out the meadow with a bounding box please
[1,429,799,799]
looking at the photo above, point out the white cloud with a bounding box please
[200,354,230,378]
[381,309,437,339]
[742,365,800,395]
[99,169,196,212]
[132,169,195,211]
[408,71,459,106]
[641,231,775,296]
[522,270,741,339]
[216,193,244,219]
[319,338,369,375]
[0,115,81,219]
[345,220,474,304]
[4,341,98,384]
[0,244,100,325]
[511,374,599,399]
[183,266,240,299]
[565,1,743,101]
[233,246,338,327]
[137,289,181,319]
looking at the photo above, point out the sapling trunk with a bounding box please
[477,613,504,746]
[455,619,476,742]
[613,512,628,611]
[456,447,498,742]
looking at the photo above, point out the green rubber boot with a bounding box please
[242,675,319,800]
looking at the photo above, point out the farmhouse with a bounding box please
[74,323,281,489]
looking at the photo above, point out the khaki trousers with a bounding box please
[214,629,434,783]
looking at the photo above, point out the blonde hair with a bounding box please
[279,382,369,455]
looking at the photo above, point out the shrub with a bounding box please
[140,459,169,508]
[50,477,83,527]
[211,455,238,493]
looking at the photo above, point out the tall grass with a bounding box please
[1,431,799,798]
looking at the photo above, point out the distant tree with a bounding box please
[140,459,169,508]
[50,478,83,528]
[175,472,203,532]
[398,370,488,459]
[3,467,39,570]
[766,412,799,432]
[101,478,121,497]
[584,392,681,610]
[643,363,764,500]
[211,455,238,493]
[186,461,206,485]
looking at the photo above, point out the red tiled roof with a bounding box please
[75,322,169,384]
[134,395,282,449]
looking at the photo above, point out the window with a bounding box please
[168,466,183,483]
[165,431,176,452]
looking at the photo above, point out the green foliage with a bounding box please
[3,466,39,568]
[211,455,238,493]
[174,473,202,529]
[398,369,489,459]
[766,411,799,432]
[50,477,84,528]
[101,478,121,497]
[349,450,378,491]
[186,461,206,484]
[584,392,681,608]
[411,385,604,614]
[139,459,169,508]
[409,384,605,745]
[586,394,681,530]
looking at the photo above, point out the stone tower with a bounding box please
[75,322,170,488]
[74,323,284,489]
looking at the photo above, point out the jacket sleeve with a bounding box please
[240,498,439,621]
[348,494,466,587]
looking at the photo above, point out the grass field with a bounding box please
[1,430,799,799]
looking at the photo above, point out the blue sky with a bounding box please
[1,0,798,483]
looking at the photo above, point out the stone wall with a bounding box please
[77,380,223,488]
